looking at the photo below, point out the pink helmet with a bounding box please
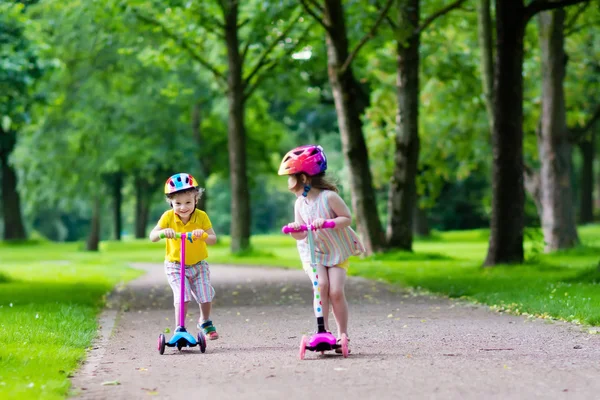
[278,145,327,176]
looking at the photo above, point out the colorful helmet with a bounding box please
[278,145,327,176]
[164,173,199,194]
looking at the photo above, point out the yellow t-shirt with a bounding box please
[158,209,212,265]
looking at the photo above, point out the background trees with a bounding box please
[0,0,597,267]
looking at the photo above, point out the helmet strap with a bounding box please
[302,184,311,197]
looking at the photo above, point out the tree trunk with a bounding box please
[386,0,420,251]
[0,132,27,240]
[578,135,595,224]
[112,172,123,240]
[524,164,543,221]
[484,1,526,266]
[192,101,209,212]
[135,178,151,239]
[323,0,385,254]
[224,1,251,253]
[476,0,495,132]
[86,197,101,251]
[537,9,579,251]
[413,202,430,237]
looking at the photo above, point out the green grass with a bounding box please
[1,224,599,399]
[0,241,142,400]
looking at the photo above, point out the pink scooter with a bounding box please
[282,221,349,359]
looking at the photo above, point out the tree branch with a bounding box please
[243,12,302,87]
[211,0,226,14]
[237,17,250,29]
[132,9,226,84]
[565,19,600,37]
[525,0,591,22]
[375,0,398,30]
[570,103,600,142]
[340,0,394,75]
[199,13,225,39]
[564,1,589,34]
[299,0,329,31]
[244,25,312,101]
[417,0,467,34]
[240,38,252,64]
[306,0,324,12]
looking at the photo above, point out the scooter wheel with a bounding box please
[158,334,166,355]
[341,333,349,358]
[197,332,206,353]
[299,335,308,360]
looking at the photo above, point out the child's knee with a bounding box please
[329,287,345,302]
[318,280,329,293]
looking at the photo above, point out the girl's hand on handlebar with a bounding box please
[287,222,301,231]
[192,229,205,239]
[313,218,326,229]
[162,228,176,239]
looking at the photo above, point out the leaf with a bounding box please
[1,116,11,132]
[101,380,120,386]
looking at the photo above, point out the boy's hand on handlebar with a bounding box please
[162,228,176,239]
[313,218,326,229]
[192,229,205,239]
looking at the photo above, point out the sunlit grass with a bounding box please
[0,246,142,400]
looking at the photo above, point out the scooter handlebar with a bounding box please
[281,220,336,234]
[159,232,209,240]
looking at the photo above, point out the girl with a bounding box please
[149,172,219,340]
[279,145,365,352]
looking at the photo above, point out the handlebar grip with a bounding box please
[281,220,336,234]
[159,232,209,240]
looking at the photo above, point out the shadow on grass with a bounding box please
[230,247,276,259]
[364,250,452,261]
[0,238,48,247]
[0,271,11,283]
[0,279,113,308]
[563,266,600,285]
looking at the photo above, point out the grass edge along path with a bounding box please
[0,246,143,400]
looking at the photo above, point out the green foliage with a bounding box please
[0,0,47,146]
[0,0,598,243]
[363,5,491,211]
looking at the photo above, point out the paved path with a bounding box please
[71,264,600,399]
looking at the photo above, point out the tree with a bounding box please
[0,2,45,240]
[575,114,599,223]
[536,8,579,251]
[476,0,494,132]
[13,0,198,247]
[299,0,393,254]
[363,1,490,241]
[484,0,589,266]
[128,0,309,253]
[564,5,600,224]
[385,0,466,250]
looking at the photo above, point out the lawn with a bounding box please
[0,242,143,400]
[1,224,599,399]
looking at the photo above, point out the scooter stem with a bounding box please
[179,233,186,328]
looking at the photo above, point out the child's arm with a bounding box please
[325,192,352,229]
[203,228,217,245]
[149,224,174,242]
[289,201,308,240]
